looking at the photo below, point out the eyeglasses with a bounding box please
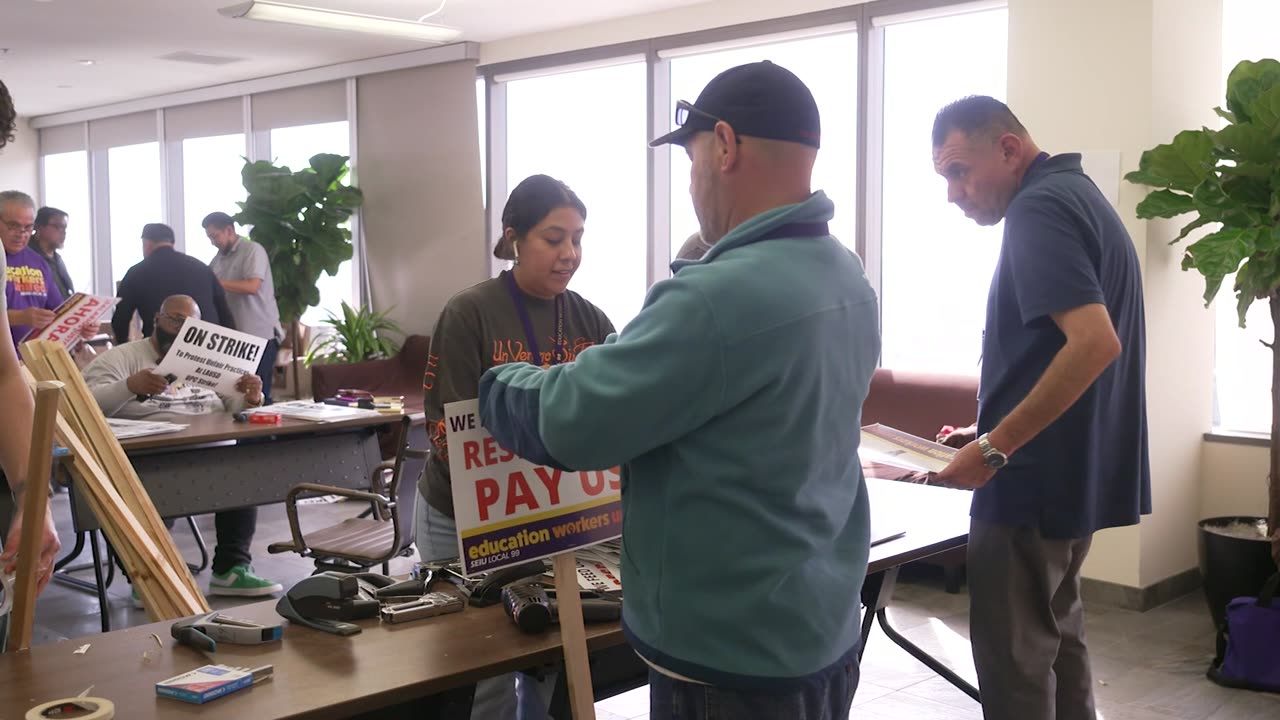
[674,99,724,127]
[156,312,190,327]
[673,100,742,144]
[2,220,35,234]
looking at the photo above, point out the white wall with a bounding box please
[1202,443,1270,519]
[1140,0,1222,587]
[0,117,39,194]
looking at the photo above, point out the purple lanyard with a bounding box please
[504,271,565,367]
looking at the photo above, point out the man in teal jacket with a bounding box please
[479,62,880,720]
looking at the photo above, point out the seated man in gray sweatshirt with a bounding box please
[83,294,282,605]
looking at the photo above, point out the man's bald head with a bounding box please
[160,295,199,318]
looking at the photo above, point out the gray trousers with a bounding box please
[968,519,1097,720]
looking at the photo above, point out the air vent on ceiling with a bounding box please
[159,51,244,66]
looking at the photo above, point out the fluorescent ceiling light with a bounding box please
[219,1,462,44]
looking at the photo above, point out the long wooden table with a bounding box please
[15,477,975,719]
[0,596,629,719]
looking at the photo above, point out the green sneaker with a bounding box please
[131,587,145,610]
[208,565,283,597]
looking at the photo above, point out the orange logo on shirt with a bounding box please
[5,265,48,297]
[492,337,596,367]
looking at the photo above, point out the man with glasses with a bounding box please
[3,191,66,352]
[84,294,282,603]
[478,62,879,720]
[32,207,74,299]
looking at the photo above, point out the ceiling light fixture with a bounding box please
[218,1,461,44]
[77,59,95,65]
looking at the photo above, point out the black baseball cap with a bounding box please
[649,60,821,149]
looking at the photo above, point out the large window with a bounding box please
[667,30,859,259]
[41,151,93,294]
[269,121,354,327]
[107,142,161,287]
[877,7,1008,375]
[1215,0,1277,434]
[183,133,247,266]
[503,62,648,330]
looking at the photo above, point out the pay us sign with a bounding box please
[445,399,621,577]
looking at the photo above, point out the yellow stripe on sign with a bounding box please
[461,495,620,539]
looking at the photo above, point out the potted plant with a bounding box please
[1126,58,1280,630]
[305,301,403,365]
[233,153,364,394]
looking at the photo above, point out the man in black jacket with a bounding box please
[111,223,235,343]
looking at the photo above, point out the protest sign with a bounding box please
[445,398,622,577]
[155,318,267,397]
[21,293,116,350]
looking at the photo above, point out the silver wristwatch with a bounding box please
[977,433,1008,469]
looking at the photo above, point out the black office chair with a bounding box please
[267,416,423,575]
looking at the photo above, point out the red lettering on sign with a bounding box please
[505,471,539,516]
[463,441,482,470]
[475,478,500,522]
[534,467,562,505]
[580,471,605,496]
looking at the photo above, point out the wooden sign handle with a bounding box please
[553,552,597,720]
[9,380,65,652]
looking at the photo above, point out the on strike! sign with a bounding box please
[445,399,622,576]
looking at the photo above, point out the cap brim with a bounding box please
[649,125,697,148]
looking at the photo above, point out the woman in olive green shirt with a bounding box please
[417,174,614,719]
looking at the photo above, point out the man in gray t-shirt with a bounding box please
[204,212,283,403]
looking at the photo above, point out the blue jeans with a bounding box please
[415,493,553,720]
[647,662,859,720]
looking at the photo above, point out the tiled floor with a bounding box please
[27,492,1280,719]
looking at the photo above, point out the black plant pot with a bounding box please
[1197,516,1278,631]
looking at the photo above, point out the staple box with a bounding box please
[156,664,252,704]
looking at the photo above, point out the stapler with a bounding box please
[275,572,380,636]
[171,612,284,652]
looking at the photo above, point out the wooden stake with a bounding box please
[7,381,64,652]
[18,347,207,619]
[28,342,207,610]
[553,552,597,720]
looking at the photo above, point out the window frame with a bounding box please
[480,0,1003,342]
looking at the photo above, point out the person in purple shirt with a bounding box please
[1,190,63,351]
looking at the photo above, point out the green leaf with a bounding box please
[1225,58,1280,124]
[1213,122,1279,164]
[1214,106,1237,124]
[1131,130,1215,193]
[1182,226,1259,304]
[1170,216,1214,245]
[1123,169,1172,188]
[1246,85,1280,133]
[1135,189,1195,219]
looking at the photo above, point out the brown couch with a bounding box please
[862,368,979,593]
[310,334,432,459]
[310,334,432,414]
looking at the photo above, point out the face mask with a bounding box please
[155,327,179,356]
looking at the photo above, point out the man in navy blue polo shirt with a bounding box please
[931,96,1150,720]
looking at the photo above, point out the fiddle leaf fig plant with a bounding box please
[234,153,364,395]
[1126,58,1280,564]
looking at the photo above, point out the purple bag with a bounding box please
[1209,572,1280,694]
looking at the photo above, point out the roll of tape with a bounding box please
[25,697,114,720]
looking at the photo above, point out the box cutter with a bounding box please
[171,612,284,652]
